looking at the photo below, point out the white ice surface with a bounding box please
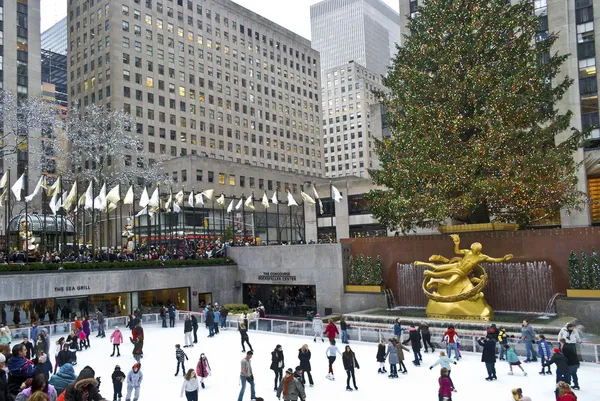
[57,324,599,401]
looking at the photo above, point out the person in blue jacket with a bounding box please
[32,352,53,382]
[168,304,176,328]
[393,319,402,342]
[7,343,35,397]
[48,363,77,395]
[537,335,552,375]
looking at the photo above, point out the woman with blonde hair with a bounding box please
[556,381,577,401]
[27,392,49,401]
[239,323,253,353]
[180,369,199,401]
[298,344,313,386]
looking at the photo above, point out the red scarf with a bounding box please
[283,375,294,397]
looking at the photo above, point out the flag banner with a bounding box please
[149,188,160,208]
[261,192,269,209]
[123,186,134,205]
[173,202,181,213]
[195,192,204,206]
[165,191,173,212]
[84,181,94,210]
[94,183,107,210]
[202,189,214,200]
[62,182,78,212]
[0,172,8,189]
[139,187,149,208]
[227,199,234,213]
[271,191,278,205]
[331,185,343,203]
[25,176,46,203]
[106,184,121,204]
[188,190,195,208]
[107,202,118,213]
[49,193,59,215]
[235,198,243,210]
[11,173,25,201]
[313,184,323,211]
[46,176,61,197]
[175,189,184,205]
[245,195,255,210]
[216,193,225,206]
[301,191,316,205]
[78,192,87,207]
[287,191,298,207]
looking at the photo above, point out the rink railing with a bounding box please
[6,312,600,363]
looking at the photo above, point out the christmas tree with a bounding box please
[580,251,589,289]
[366,0,586,233]
[374,255,384,286]
[568,251,579,289]
[347,256,357,285]
[589,249,599,290]
[365,256,374,285]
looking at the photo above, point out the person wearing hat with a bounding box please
[0,328,10,346]
[48,363,76,396]
[311,315,323,343]
[111,365,125,401]
[0,353,8,401]
[511,388,532,401]
[276,368,305,401]
[125,363,143,401]
[110,327,123,358]
[543,348,569,386]
[63,365,103,401]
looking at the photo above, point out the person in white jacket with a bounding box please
[180,369,200,400]
[558,323,581,344]
[312,314,324,343]
[126,363,143,401]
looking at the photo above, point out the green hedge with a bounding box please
[224,303,252,315]
[0,258,234,273]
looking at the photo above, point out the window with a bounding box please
[208,171,214,183]
[196,169,203,181]
[218,173,225,185]
[348,194,370,215]
[229,175,236,186]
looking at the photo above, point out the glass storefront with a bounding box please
[138,287,189,313]
[243,284,316,317]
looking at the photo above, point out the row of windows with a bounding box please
[186,169,302,194]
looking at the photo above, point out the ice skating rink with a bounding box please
[64,325,599,401]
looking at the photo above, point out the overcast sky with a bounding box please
[41,0,401,39]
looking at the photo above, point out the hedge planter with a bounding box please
[566,289,600,299]
[345,285,386,293]
[438,223,519,234]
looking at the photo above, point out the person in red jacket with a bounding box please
[323,319,339,341]
[557,381,577,401]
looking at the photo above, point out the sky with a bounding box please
[40,0,401,39]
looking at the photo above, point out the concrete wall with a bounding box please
[342,293,387,313]
[557,299,600,335]
[0,265,239,311]
[228,244,344,315]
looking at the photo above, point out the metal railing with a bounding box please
[6,312,600,363]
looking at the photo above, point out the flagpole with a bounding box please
[329,180,335,243]
[91,180,96,262]
[301,184,306,243]
[24,169,28,264]
[83,184,87,257]
[131,184,137,260]
[146,187,151,254]
[6,170,10,255]
[242,194,246,242]
[41,179,47,253]
[168,187,172,252]
[116,186,121,251]
[251,191,256,244]
[288,189,293,244]
[60,177,66,252]
[265,192,269,245]
[74,181,78,254]
[276,187,280,244]
[313,182,318,243]
[192,188,197,243]
[211,198,215,241]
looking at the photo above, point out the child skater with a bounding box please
[110,326,123,357]
[195,353,211,389]
[395,338,410,375]
[181,369,199,401]
[131,337,143,363]
[385,338,399,378]
[505,345,528,376]
[175,344,189,376]
[438,368,453,401]
[112,365,125,401]
[430,351,457,391]
[325,338,342,380]
[376,340,387,374]
[77,328,87,351]
[537,335,552,375]
[312,315,324,343]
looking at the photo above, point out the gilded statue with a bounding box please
[414,234,512,320]
[19,221,37,251]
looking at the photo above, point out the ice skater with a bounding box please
[325,338,342,380]
[276,368,305,401]
[112,365,125,401]
[180,369,199,401]
[537,334,552,375]
[477,336,497,381]
[376,340,387,374]
[191,314,198,343]
[183,315,194,348]
[438,368,453,401]
[342,345,359,391]
[239,323,253,353]
[175,344,189,376]
[270,345,285,391]
[131,337,143,364]
[213,308,220,335]
[110,327,123,357]
[430,351,456,390]
[125,363,143,401]
[505,345,527,376]
[395,338,410,375]
[195,353,211,389]
[312,315,324,343]
[323,319,339,343]
[385,338,399,378]
[419,321,434,353]
[403,326,422,366]
[443,326,459,360]
[298,344,313,387]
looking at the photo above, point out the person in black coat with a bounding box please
[205,308,215,338]
[57,344,73,367]
[403,326,422,366]
[342,345,360,391]
[0,353,8,401]
[544,348,569,384]
[191,315,199,344]
[168,304,176,328]
[477,337,497,381]
[376,341,387,374]
[561,342,580,390]
[270,345,285,391]
[20,337,35,361]
[298,345,313,386]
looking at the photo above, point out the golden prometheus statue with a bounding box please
[414,234,512,321]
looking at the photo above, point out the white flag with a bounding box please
[84,181,94,210]
[261,192,269,209]
[0,172,8,189]
[227,199,234,213]
[135,206,154,218]
[11,173,25,201]
[25,176,46,203]
[94,183,107,210]
[195,192,204,206]
[149,188,160,208]
[188,190,195,208]
[173,201,181,213]
[331,185,343,203]
[62,182,78,212]
[46,176,61,197]
[202,189,214,200]
[123,186,134,205]
[216,193,225,207]
[235,198,243,210]
[165,191,173,211]
[106,184,121,204]
[49,192,59,215]
[175,189,184,205]
[287,191,298,207]
[271,191,278,205]
[313,185,323,211]
[300,191,316,205]
[245,195,255,210]
[139,187,149,208]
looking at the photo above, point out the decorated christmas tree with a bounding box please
[347,256,357,285]
[366,0,586,233]
[580,251,589,289]
[374,255,384,286]
[589,249,599,290]
[568,251,580,289]
[365,256,374,285]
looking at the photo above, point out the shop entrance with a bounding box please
[198,293,212,309]
[243,284,316,317]
[55,297,89,320]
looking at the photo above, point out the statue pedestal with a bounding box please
[426,298,494,321]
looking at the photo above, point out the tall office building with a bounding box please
[310,0,401,76]
[67,0,324,184]
[398,0,598,227]
[41,17,67,55]
[0,0,42,197]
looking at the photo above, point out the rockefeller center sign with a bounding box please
[257,272,297,282]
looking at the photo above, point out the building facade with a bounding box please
[398,0,600,227]
[310,0,401,76]
[0,0,42,197]
[67,0,324,183]
[41,16,67,55]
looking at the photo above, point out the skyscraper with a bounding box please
[67,0,324,183]
[310,0,401,76]
[41,17,68,55]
